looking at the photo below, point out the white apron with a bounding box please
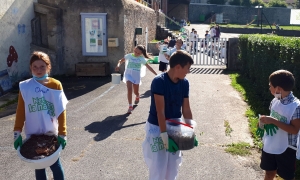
[122,55,146,85]
[19,78,68,138]
[142,122,182,180]
[263,98,300,154]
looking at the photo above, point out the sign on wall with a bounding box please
[80,13,107,56]
[290,9,300,25]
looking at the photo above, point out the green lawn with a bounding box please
[218,24,300,30]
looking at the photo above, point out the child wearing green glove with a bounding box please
[142,50,197,180]
[13,51,68,180]
[258,70,300,180]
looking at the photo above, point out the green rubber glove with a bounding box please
[264,124,279,136]
[194,136,199,147]
[58,135,67,150]
[14,131,22,150]
[168,138,179,153]
[256,127,264,138]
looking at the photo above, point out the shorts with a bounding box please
[159,61,168,72]
[260,148,296,179]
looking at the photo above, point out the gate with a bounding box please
[185,38,227,66]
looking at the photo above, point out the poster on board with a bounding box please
[290,9,300,25]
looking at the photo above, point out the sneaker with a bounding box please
[134,97,140,104]
[127,106,133,114]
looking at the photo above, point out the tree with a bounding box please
[207,0,226,4]
[241,0,251,6]
[296,0,300,8]
[251,0,267,7]
[268,0,287,7]
[229,0,241,5]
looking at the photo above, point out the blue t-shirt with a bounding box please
[147,72,189,126]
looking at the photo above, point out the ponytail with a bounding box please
[136,45,152,59]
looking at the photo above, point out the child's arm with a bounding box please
[154,94,166,132]
[14,92,25,132]
[115,58,125,72]
[145,64,157,75]
[182,97,193,121]
[260,116,300,134]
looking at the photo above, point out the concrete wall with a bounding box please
[32,0,158,75]
[0,0,37,84]
[189,4,291,25]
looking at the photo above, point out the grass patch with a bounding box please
[225,142,252,156]
[224,120,233,136]
[0,97,18,112]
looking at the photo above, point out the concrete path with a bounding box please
[0,62,264,179]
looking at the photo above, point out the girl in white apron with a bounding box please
[13,51,68,180]
[115,45,157,113]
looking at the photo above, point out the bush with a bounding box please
[238,34,300,100]
[268,0,287,7]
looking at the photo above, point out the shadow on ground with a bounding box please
[84,105,145,141]
[56,76,111,100]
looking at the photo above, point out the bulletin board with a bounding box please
[80,13,107,56]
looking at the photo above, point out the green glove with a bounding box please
[14,131,22,150]
[58,135,67,150]
[194,136,199,147]
[264,124,279,136]
[256,127,264,138]
[168,138,179,153]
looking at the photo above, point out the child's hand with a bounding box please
[260,115,274,124]
[115,66,120,72]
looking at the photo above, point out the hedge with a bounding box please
[238,34,300,107]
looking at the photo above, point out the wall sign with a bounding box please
[80,13,107,56]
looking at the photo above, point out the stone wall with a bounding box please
[189,4,291,25]
[33,0,158,75]
[0,0,37,83]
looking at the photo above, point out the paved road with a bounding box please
[0,63,264,179]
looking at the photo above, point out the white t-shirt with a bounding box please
[209,28,216,37]
[124,53,147,72]
[168,47,186,57]
[193,34,199,42]
[189,32,194,41]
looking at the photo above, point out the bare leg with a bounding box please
[133,84,140,98]
[126,81,133,105]
[264,170,276,180]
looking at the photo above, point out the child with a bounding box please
[13,51,68,180]
[115,45,157,113]
[193,30,199,53]
[165,38,186,60]
[142,50,197,180]
[156,40,169,73]
[258,69,300,180]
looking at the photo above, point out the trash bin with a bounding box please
[199,15,205,22]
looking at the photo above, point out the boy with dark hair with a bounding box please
[142,50,196,180]
[258,69,300,180]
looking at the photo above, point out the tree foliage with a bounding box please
[268,0,287,7]
[207,0,226,4]
[241,0,251,6]
[251,0,267,7]
[229,0,241,5]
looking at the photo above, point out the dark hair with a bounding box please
[136,44,152,59]
[269,69,295,91]
[30,51,52,74]
[169,50,194,68]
